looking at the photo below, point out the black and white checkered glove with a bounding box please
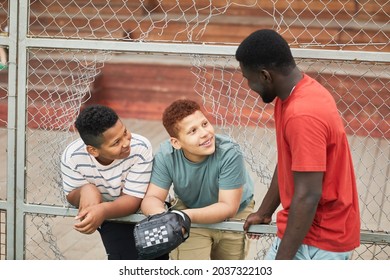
[133,210,191,260]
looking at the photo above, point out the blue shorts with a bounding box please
[265,237,353,260]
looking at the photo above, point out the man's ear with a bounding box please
[86,145,99,157]
[170,137,181,150]
[260,69,272,83]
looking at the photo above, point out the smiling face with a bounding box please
[170,110,215,163]
[87,119,132,165]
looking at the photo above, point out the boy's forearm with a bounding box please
[140,195,167,215]
[66,183,101,208]
[66,188,81,207]
[184,201,235,224]
[100,195,143,220]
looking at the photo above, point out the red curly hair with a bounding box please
[162,99,201,137]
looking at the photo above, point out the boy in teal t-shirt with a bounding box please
[141,99,254,260]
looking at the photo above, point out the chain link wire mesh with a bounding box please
[192,55,277,185]
[0,0,7,33]
[28,0,390,51]
[23,49,110,259]
[191,55,390,260]
[25,214,65,260]
[0,210,5,260]
[25,48,110,206]
[0,0,388,259]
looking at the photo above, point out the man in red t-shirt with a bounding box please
[235,29,360,260]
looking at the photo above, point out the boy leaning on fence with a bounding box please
[60,104,168,260]
[140,98,255,260]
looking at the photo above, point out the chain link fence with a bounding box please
[0,0,389,259]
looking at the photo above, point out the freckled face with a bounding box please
[173,110,215,163]
[94,120,132,165]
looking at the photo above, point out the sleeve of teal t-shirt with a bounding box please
[218,141,247,190]
[150,142,173,190]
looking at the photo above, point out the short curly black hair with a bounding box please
[162,99,201,138]
[235,29,296,75]
[75,104,119,147]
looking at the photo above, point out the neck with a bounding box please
[279,68,303,101]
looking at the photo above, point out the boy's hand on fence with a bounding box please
[74,204,105,234]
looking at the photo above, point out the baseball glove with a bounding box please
[134,210,191,259]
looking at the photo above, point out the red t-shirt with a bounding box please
[274,74,360,252]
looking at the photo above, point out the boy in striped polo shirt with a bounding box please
[61,104,168,260]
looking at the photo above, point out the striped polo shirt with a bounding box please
[61,133,153,201]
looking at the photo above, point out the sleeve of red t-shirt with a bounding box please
[285,115,328,172]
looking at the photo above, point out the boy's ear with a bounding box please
[86,145,99,157]
[170,137,181,150]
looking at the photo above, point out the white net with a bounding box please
[28,0,390,51]
[192,55,390,260]
[26,49,111,206]
[192,54,390,231]
[192,54,276,185]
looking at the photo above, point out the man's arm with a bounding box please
[243,166,280,234]
[275,171,323,260]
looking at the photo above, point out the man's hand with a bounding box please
[243,212,272,239]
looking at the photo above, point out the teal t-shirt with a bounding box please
[151,134,254,212]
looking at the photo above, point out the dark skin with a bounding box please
[278,171,323,259]
[244,166,279,239]
[241,63,324,259]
